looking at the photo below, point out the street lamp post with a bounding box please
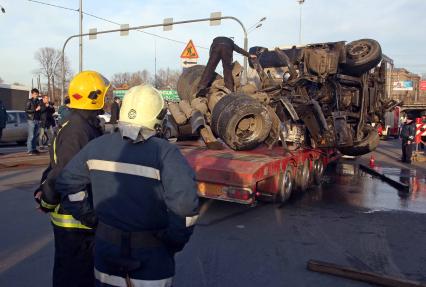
[79,0,83,72]
[61,15,249,103]
[298,0,305,45]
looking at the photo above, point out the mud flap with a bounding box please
[332,112,353,147]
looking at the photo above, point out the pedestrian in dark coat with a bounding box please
[39,95,56,147]
[400,115,416,163]
[109,97,121,126]
[25,88,41,154]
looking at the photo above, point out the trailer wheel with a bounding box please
[211,93,246,136]
[275,165,294,204]
[217,96,272,150]
[295,159,310,192]
[312,159,324,185]
[341,39,382,76]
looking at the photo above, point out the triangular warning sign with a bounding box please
[180,40,199,59]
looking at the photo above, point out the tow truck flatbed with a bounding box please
[176,141,339,204]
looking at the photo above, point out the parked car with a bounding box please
[1,110,28,145]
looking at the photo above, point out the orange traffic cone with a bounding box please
[369,154,375,168]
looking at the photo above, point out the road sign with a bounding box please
[180,40,199,59]
[181,59,198,68]
[159,90,180,102]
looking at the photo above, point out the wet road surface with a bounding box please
[1,147,426,286]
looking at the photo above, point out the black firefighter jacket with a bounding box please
[39,109,103,230]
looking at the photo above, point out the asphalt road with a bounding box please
[0,143,27,155]
[0,139,425,287]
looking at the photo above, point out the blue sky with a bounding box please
[0,0,425,86]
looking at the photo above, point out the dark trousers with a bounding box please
[198,44,234,93]
[53,226,95,287]
[401,141,413,163]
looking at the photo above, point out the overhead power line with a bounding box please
[27,0,208,49]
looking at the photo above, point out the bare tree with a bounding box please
[35,47,72,105]
[111,70,153,88]
[155,68,180,90]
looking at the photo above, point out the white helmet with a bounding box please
[120,84,165,130]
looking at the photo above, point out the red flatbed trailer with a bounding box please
[177,141,339,205]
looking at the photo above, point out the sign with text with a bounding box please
[393,80,413,91]
[420,80,426,91]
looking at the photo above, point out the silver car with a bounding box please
[1,110,28,145]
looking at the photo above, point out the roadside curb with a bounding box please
[0,152,49,170]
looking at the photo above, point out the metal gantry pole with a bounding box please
[79,0,83,72]
[61,16,248,104]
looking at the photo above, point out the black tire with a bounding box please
[338,126,380,156]
[217,96,272,150]
[176,65,221,102]
[210,93,246,136]
[274,165,294,204]
[341,39,382,76]
[295,159,310,192]
[16,140,26,146]
[312,159,324,185]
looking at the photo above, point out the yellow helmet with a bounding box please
[120,84,165,130]
[68,71,110,110]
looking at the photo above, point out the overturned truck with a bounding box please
[169,39,397,156]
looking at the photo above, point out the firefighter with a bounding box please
[196,36,256,97]
[400,114,416,163]
[35,71,110,287]
[55,84,199,287]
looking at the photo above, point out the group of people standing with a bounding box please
[25,88,56,154]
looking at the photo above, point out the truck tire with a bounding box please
[210,93,246,136]
[338,126,380,156]
[275,165,294,204]
[312,159,324,185]
[295,159,310,192]
[177,65,221,102]
[217,96,272,150]
[341,39,382,76]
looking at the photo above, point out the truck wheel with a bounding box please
[312,159,324,185]
[217,96,272,150]
[210,93,246,136]
[338,126,380,156]
[341,39,382,76]
[275,165,294,204]
[295,159,310,192]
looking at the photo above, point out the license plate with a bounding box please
[197,182,224,197]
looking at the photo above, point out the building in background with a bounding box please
[390,68,422,104]
[0,84,30,110]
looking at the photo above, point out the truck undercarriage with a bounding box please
[169,38,398,156]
